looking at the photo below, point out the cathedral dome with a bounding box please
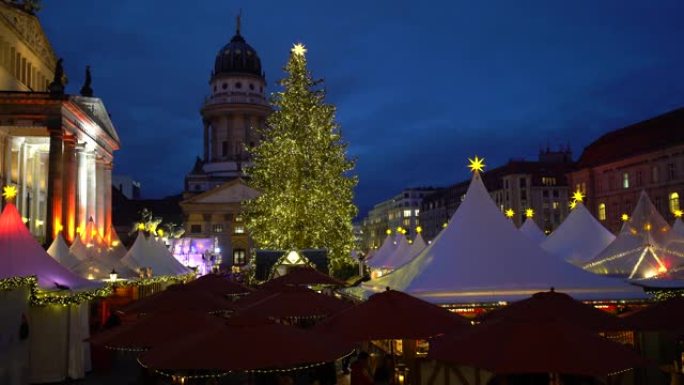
[214,31,263,78]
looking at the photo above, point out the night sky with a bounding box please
[40,1,684,216]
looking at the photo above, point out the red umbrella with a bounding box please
[121,285,233,315]
[184,273,251,296]
[231,284,311,309]
[138,318,354,374]
[235,288,352,321]
[624,296,684,332]
[480,289,627,332]
[261,267,344,289]
[314,289,469,341]
[429,318,648,377]
[90,310,225,351]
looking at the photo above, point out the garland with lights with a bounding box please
[0,276,113,306]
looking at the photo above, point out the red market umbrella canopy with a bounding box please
[139,318,355,374]
[121,285,234,315]
[231,285,312,309]
[479,289,627,332]
[624,296,684,332]
[184,274,251,296]
[90,310,225,351]
[429,318,648,377]
[314,289,469,341]
[261,267,345,289]
[236,288,352,321]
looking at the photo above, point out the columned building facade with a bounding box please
[181,19,270,266]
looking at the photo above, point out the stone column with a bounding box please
[76,145,88,238]
[87,152,96,241]
[18,140,26,216]
[62,135,77,242]
[95,157,105,237]
[103,161,113,244]
[45,126,64,244]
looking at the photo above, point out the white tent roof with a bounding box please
[360,172,647,304]
[47,234,80,270]
[519,218,546,244]
[376,234,411,270]
[365,234,396,268]
[385,233,427,270]
[541,203,615,266]
[672,218,684,238]
[584,191,684,279]
[121,233,190,277]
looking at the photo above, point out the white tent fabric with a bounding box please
[519,218,546,244]
[47,235,80,270]
[0,287,30,385]
[541,203,616,266]
[584,191,684,279]
[385,233,427,270]
[360,172,647,304]
[376,234,411,270]
[365,234,396,268]
[121,233,190,277]
[68,237,91,262]
[672,218,684,238]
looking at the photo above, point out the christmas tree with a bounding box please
[244,43,358,276]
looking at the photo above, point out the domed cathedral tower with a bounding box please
[185,15,270,194]
[180,15,266,269]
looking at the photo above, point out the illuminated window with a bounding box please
[552,201,560,210]
[414,209,420,217]
[212,224,223,233]
[234,225,245,234]
[403,209,412,217]
[402,218,410,227]
[598,203,606,221]
[671,192,680,213]
[233,249,246,265]
[623,173,629,189]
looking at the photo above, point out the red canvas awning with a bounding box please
[139,319,354,373]
[235,288,351,320]
[184,273,251,296]
[429,318,648,376]
[314,289,469,341]
[479,290,627,331]
[624,296,684,332]
[261,267,344,289]
[90,310,224,351]
[121,284,233,314]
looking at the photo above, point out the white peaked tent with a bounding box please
[584,191,684,279]
[69,237,91,261]
[541,203,616,266]
[360,172,647,304]
[365,234,396,268]
[121,232,190,277]
[519,218,546,244]
[384,233,428,270]
[47,234,81,270]
[672,218,684,238]
[376,234,411,270]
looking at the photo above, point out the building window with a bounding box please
[233,249,246,265]
[670,192,680,213]
[599,203,606,221]
[403,209,412,217]
[543,190,549,198]
[636,171,643,187]
[552,201,560,210]
[521,190,527,200]
[542,177,556,186]
[652,166,659,183]
[235,82,242,89]
[222,141,228,156]
[402,218,410,227]
[622,172,629,189]
[414,209,420,217]
[668,163,677,180]
[519,177,526,188]
[190,224,202,234]
[234,225,245,234]
[222,83,227,89]
[212,224,224,233]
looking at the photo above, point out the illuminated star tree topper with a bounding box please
[468,156,486,173]
[2,185,17,201]
[621,213,630,222]
[525,208,534,218]
[505,209,515,218]
[291,43,307,56]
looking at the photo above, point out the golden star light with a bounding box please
[675,210,683,218]
[621,213,629,222]
[2,185,17,200]
[505,209,515,218]
[525,208,534,218]
[386,228,392,235]
[416,226,422,234]
[569,201,577,210]
[292,43,307,56]
[572,190,584,203]
[468,156,486,173]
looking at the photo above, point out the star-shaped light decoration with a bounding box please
[468,156,486,173]
[2,185,17,201]
[675,210,683,218]
[525,208,534,218]
[572,190,585,203]
[416,226,422,234]
[569,201,577,210]
[505,209,515,219]
[442,222,448,228]
[291,43,307,56]
[396,226,404,234]
[386,229,392,235]
[621,213,629,222]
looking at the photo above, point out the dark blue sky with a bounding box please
[40,1,684,216]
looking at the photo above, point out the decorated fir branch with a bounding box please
[243,42,358,277]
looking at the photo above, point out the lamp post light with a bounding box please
[109,269,118,282]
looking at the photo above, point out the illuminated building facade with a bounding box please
[420,149,573,242]
[181,17,268,266]
[0,1,120,244]
[360,187,436,251]
[569,107,684,233]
